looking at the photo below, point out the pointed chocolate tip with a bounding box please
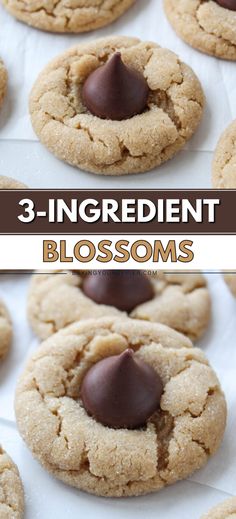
[121,348,134,358]
[82,52,149,120]
[81,349,163,429]
[117,348,135,367]
[110,52,122,64]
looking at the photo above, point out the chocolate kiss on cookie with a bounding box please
[82,270,154,312]
[215,0,236,9]
[81,349,163,429]
[82,52,149,120]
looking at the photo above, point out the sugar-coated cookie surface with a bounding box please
[224,273,236,296]
[28,271,211,341]
[1,0,135,33]
[0,300,12,360]
[0,59,7,109]
[164,0,236,60]
[15,317,226,497]
[29,36,204,176]
[212,120,236,188]
[201,497,236,518]
[0,446,24,518]
[0,175,27,189]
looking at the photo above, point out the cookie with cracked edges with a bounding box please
[0,446,24,518]
[29,36,204,176]
[212,120,236,188]
[0,175,28,189]
[164,0,236,60]
[15,317,226,497]
[0,300,12,360]
[0,59,7,110]
[1,0,135,33]
[200,497,236,519]
[27,271,211,342]
[223,273,236,296]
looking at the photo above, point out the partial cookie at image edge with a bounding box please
[0,175,28,189]
[0,446,24,518]
[200,497,236,518]
[223,273,236,296]
[164,0,236,60]
[0,300,12,360]
[212,120,236,188]
[0,59,7,109]
[1,0,136,33]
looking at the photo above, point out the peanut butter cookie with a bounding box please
[0,59,7,110]
[0,300,12,360]
[1,0,135,33]
[27,271,211,341]
[0,176,27,189]
[212,120,236,188]
[201,498,236,519]
[224,273,236,296]
[0,446,24,518]
[164,0,236,60]
[29,36,204,176]
[15,317,226,497]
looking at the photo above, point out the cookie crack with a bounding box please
[163,374,219,420]
[184,388,217,419]
[218,138,236,186]
[4,0,129,31]
[166,322,200,341]
[191,437,210,456]
[151,410,174,475]
[161,276,206,295]
[153,90,182,132]
[0,461,19,514]
[196,1,236,49]
[50,404,70,450]
[0,501,18,514]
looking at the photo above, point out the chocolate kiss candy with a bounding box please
[82,270,154,312]
[81,349,163,429]
[82,52,149,120]
[215,0,236,9]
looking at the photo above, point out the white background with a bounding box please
[0,0,235,188]
[0,272,236,518]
